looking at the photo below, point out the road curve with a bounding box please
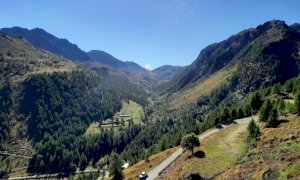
[146,115,258,180]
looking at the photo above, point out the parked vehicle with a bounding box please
[139,171,148,179]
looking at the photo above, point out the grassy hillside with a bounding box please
[158,114,300,180]
[155,74,300,179]
[0,34,76,83]
[167,66,236,111]
[119,100,144,123]
[159,122,248,179]
[218,114,300,179]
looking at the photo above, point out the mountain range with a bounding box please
[1,20,300,178]
[87,50,147,72]
[164,20,300,94]
[0,27,184,83]
[0,27,90,63]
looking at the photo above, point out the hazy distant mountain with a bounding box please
[87,50,147,72]
[87,50,185,83]
[87,50,186,83]
[0,27,91,63]
[0,27,160,86]
[153,65,185,81]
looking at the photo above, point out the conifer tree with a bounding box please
[108,152,123,180]
[247,119,260,139]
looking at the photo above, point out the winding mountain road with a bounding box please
[146,115,258,180]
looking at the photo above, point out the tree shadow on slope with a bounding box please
[278,119,289,125]
[188,150,206,159]
[182,172,204,180]
[19,79,40,142]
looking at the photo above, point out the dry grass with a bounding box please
[159,123,248,179]
[0,35,77,84]
[217,160,285,180]
[85,122,101,135]
[2,120,34,178]
[281,160,300,179]
[5,140,34,178]
[168,66,236,110]
[257,114,300,150]
[218,114,300,180]
[124,147,179,180]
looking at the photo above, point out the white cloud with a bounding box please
[145,64,152,71]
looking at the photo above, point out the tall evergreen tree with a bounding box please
[266,109,278,128]
[108,152,123,180]
[249,92,263,112]
[247,119,260,139]
[259,99,273,122]
[276,98,286,115]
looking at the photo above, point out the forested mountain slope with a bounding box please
[0,34,148,176]
[0,27,91,63]
[128,20,300,169]
[164,20,300,94]
[153,20,300,123]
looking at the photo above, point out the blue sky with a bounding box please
[1,0,299,69]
